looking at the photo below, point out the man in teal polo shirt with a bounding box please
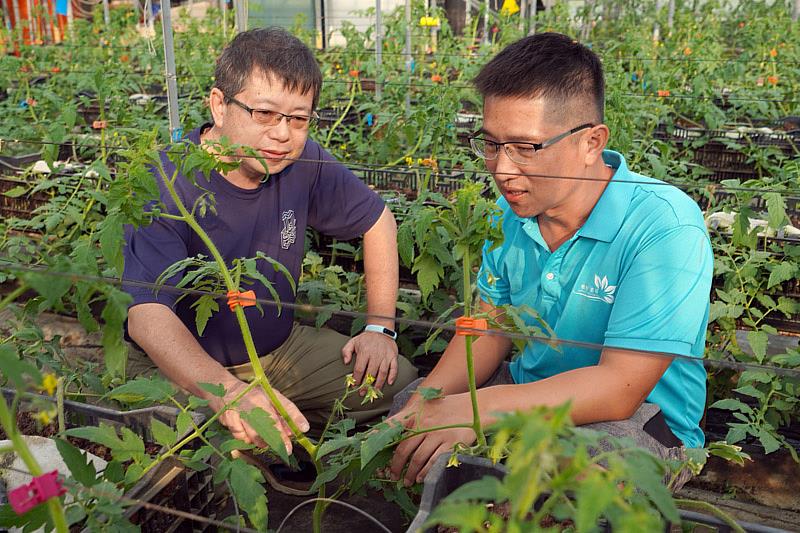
[388,33,712,490]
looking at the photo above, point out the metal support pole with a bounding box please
[667,0,675,31]
[482,0,488,44]
[234,0,246,33]
[160,0,182,142]
[519,0,526,32]
[794,0,800,21]
[404,0,411,117]
[375,0,382,100]
[530,0,537,35]
[580,0,594,41]
[102,0,110,27]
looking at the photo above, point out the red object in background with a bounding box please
[8,471,66,515]
[3,0,72,51]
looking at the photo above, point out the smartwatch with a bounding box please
[363,324,398,341]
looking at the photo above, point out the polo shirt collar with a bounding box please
[576,150,634,242]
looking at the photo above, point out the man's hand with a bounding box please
[342,331,399,394]
[209,379,310,455]
[388,394,476,486]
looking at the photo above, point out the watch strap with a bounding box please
[363,324,398,340]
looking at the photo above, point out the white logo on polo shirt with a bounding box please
[575,274,616,304]
[281,210,296,249]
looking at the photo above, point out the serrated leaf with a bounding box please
[764,192,787,229]
[190,294,218,336]
[55,438,98,487]
[734,384,765,402]
[316,435,355,458]
[151,418,178,448]
[423,501,489,531]
[417,387,443,400]
[768,262,797,289]
[104,376,176,404]
[240,407,289,463]
[197,382,226,398]
[710,398,752,413]
[757,429,781,454]
[176,411,193,436]
[228,459,268,531]
[0,343,42,388]
[360,422,404,468]
[746,330,768,361]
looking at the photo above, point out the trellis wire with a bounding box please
[0,258,798,380]
[2,137,800,196]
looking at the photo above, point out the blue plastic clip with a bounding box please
[365,113,374,127]
[410,59,416,73]
[171,128,184,142]
[19,100,28,109]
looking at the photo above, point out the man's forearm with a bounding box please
[128,303,239,399]
[363,207,399,330]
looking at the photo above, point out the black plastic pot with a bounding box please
[0,388,214,532]
[406,453,791,533]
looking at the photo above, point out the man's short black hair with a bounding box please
[214,27,322,109]
[474,32,604,124]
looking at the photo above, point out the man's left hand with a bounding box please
[342,331,399,393]
[388,394,476,486]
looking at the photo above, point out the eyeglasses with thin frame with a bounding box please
[469,123,595,165]
[224,94,319,130]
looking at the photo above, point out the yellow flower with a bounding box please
[404,156,413,166]
[363,374,376,386]
[363,388,380,403]
[446,453,461,468]
[41,373,57,396]
[35,409,56,425]
[345,374,357,388]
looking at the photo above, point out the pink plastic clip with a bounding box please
[8,471,66,515]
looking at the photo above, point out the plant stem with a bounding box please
[0,283,27,312]
[324,81,356,148]
[461,248,486,447]
[0,395,68,533]
[56,377,66,435]
[675,499,746,533]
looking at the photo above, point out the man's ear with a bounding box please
[208,88,226,128]
[583,124,609,166]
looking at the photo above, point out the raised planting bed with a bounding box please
[351,166,470,199]
[0,388,213,532]
[411,454,794,533]
[654,124,800,183]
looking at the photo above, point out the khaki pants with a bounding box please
[125,324,418,431]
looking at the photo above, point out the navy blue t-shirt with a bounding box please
[123,125,385,366]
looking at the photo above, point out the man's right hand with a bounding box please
[209,379,310,455]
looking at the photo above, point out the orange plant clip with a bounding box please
[227,290,257,312]
[455,316,489,337]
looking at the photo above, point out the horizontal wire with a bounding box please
[9,40,799,65]
[0,257,798,379]
[2,67,798,104]
[2,137,800,196]
[0,462,260,533]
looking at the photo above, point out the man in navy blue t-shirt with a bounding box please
[123,28,417,456]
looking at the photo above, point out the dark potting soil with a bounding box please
[0,410,162,461]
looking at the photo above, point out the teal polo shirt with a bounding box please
[477,150,712,448]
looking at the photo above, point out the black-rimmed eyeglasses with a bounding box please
[469,123,595,165]
[225,94,319,130]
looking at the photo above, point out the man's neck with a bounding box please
[538,163,615,252]
[199,126,265,190]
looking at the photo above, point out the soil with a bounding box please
[436,502,575,532]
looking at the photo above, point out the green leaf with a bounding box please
[764,192,787,229]
[734,385,766,402]
[240,408,290,464]
[64,424,125,452]
[625,453,679,523]
[441,476,505,502]
[726,425,747,444]
[0,343,42,388]
[151,418,178,448]
[423,501,488,531]
[228,459,268,530]
[397,221,415,266]
[3,185,28,198]
[746,330,768,361]
[98,211,125,275]
[757,429,781,454]
[54,438,98,487]
[104,376,176,404]
[197,382,226,398]
[191,294,219,337]
[412,254,444,300]
[360,422,403,468]
[417,387,443,400]
[316,435,355,459]
[767,262,797,289]
[576,472,615,532]
[176,411,193,436]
